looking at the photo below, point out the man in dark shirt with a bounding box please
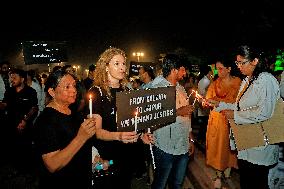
[0,68,38,175]
[83,64,96,90]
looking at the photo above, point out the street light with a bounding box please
[133,52,144,62]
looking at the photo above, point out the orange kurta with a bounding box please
[205,77,241,171]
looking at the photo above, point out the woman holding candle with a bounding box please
[87,47,151,189]
[205,55,241,188]
[34,69,99,188]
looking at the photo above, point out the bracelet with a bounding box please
[190,138,195,143]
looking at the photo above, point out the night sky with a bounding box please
[0,1,283,66]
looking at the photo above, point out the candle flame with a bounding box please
[89,94,92,99]
[196,93,202,99]
[192,90,203,99]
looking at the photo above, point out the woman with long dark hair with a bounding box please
[212,45,280,189]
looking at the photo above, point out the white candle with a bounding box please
[188,90,194,99]
[148,128,156,169]
[89,95,92,118]
[134,111,138,132]
[192,97,197,106]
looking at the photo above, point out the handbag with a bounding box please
[228,99,284,150]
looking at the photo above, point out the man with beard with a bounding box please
[149,54,195,189]
[0,68,38,177]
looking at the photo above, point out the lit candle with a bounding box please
[148,128,156,169]
[89,94,92,118]
[196,92,203,100]
[134,111,138,132]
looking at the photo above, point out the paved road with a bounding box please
[188,146,240,189]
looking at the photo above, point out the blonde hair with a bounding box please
[93,47,128,100]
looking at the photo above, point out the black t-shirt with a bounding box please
[88,86,136,169]
[3,85,38,127]
[34,107,92,188]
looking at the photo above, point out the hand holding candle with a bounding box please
[190,90,199,106]
[191,90,214,107]
[191,90,205,106]
[89,94,93,118]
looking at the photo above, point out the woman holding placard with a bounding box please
[87,47,152,189]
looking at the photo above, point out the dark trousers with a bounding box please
[196,116,208,142]
[133,140,147,177]
[238,159,270,189]
[151,147,189,189]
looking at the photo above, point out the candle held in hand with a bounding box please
[89,94,93,118]
[148,128,156,169]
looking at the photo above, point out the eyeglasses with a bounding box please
[57,84,77,91]
[235,60,250,66]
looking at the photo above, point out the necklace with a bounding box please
[49,100,71,115]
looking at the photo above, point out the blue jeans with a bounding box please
[151,146,189,189]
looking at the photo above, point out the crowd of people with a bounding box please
[0,44,284,189]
